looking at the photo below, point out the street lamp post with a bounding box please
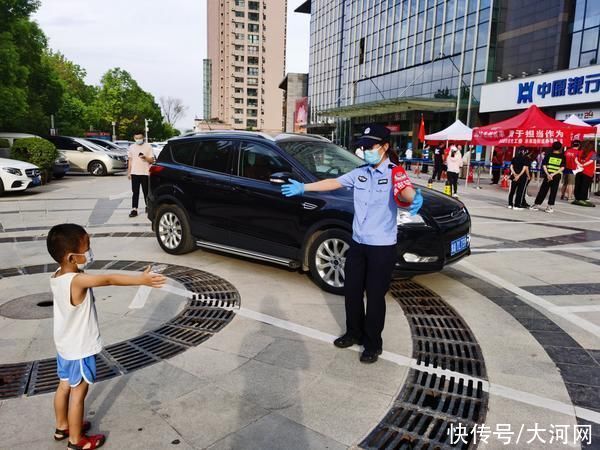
[144,118,152,142]
[111,121,116,142]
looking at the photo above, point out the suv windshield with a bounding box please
[277,140,363,180]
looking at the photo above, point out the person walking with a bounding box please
[507,147,530,210]
[404,146,413,170]
[560,140,580,201]
[446,145,462,198]
[431,143,445,182]
[530,141,565,213]
[573,142,597,207]
[127,132,155,218]
[490,150,502,184]
[281,125,424,364]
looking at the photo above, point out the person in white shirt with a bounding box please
[404,147,413,170]
[446,145,463,198]
[47,224,165,450]
[127,132,155,218]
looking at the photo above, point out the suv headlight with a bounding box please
[2,167,23,176]
[397,210,425,225]
[108,154,119,160]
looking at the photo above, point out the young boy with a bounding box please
[47,224,166,450]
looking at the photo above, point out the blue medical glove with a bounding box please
[409,188,423,216]
[281,179,305,197]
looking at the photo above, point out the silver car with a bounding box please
[45,136,127,176]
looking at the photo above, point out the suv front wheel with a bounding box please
[154,204,196,254]
[308,229,351,295]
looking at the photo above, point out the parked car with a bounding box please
[86,138,128,154]
[0,157,41,195]
[150,142,167,158]
[44,135,127,176]
[114,140,134,149]
[0,132,70,179]
[147,132,471,294]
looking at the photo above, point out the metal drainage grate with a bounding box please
[361,280,488,450]
[0,260,240,398]
[0,362,32,399]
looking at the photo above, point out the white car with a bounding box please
[0,157,41,195]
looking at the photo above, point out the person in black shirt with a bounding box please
[508,147,530,210]
[431,143,445,181]
[530,141,565,213]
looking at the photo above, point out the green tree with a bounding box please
[0,0,62,134]
[44,51,97,135]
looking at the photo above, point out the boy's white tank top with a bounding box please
[51,272,102,360]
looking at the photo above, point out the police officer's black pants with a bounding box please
[508,177,527,207]
[432,160,443,181]
[491,169,500,184]
[344,240,397,352]
[131,174,149,209]
[534,174,561,206]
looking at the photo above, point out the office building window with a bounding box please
[248,56,259,65]
[234,0,245,6]
[248,23,260,32]
[247,67,259,76]
[247,119,258,128]
[235,11,244,18]
[249,12,260,21]
[247,88,258,96]
[248,34,260,43]
[248,1,259,11]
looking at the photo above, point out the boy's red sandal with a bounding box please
[67,434,106,450]
[54,421,92,441]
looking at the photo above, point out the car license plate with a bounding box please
[31,176,41,186]
[450,235,469,256]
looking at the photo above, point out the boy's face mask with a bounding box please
[135,139,144,145]
[70,249,94,271]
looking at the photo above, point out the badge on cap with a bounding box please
[365,127,370,134]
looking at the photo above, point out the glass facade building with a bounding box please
[298,0,592,148]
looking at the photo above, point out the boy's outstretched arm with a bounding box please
[71,266,166,305]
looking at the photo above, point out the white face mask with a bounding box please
[71,249,94,271]
[135,139,144,145]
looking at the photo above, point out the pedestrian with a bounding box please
[573,142,596,207]
[535,151,544,183]
[422,144,430,174]
[46,224,165,450]
[281,124,424,364]
[404,146,413,170]
[560,140,580,201]
[460,145,470,179]
[127,131,155,218]
[432,143,445,181]
[490,150,501,184]
[507,147,530,210]
[446,145,462,198]
[530,141,565,213]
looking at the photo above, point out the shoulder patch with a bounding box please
[358,175,367,182]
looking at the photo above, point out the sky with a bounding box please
[33,0,310,131]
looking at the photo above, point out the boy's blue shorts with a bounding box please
[56,354,97,387]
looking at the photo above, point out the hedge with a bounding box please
[12,137,59,182]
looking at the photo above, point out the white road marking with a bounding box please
[472,220,600,225]
[471,247,600,253]
[128,286,152,309]
[234,307,600,425]
[551,305,600,313]
[458,260,600,339]
[155,287,600,424]
[108,191,130,200]
[554,209,600,219]
[160,284,195,298]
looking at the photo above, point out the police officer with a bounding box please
[281,125,424,363]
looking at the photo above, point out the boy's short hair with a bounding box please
[133,131,144,137]
[47,224,88,263]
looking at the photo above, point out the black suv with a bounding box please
[147,132,470,294]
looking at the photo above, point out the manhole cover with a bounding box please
[0,293,54,320]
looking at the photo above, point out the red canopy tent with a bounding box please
[472,105,595,147]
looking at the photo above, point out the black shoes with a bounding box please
[360,349,383,364]
[129,209,138,218]
[333,334,361,349]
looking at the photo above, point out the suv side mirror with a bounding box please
[269,171,293,185]
[77,146,84,152]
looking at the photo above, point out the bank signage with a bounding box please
[480,65,600,113]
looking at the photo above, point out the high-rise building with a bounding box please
[297,0,600,149]
[206,0,287,133]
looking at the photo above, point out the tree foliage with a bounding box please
[0,0,181,140]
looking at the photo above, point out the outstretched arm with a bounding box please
[281,178,343,197]
[71,266,166,305]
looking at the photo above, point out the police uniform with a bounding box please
[334,125,414,360]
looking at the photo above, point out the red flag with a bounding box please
[418,115,425,143]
